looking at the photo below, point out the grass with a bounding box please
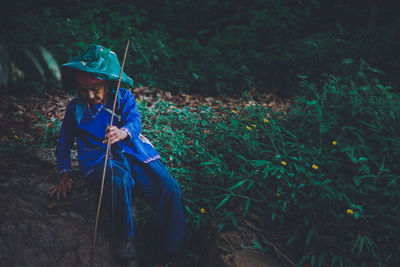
[137,62,400,266]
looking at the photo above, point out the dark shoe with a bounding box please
[115,236,136,262]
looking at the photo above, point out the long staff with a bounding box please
[91,39,130,267]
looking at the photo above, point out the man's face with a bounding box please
[78,82,107,105]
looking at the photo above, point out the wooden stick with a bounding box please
[91,40,130,267]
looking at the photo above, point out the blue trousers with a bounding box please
[88,151,186,253]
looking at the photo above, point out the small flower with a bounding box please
[14,135,19,139]
[264,118,269,123]
[312,164,319,170]
[246,126,252,131]
[251,124,256,127]
[276,193,280,197]
[231,109,238,114]
[200,208,206,214]
[346,209,354,215]
[332,140,337,146]
[281,161,287,166]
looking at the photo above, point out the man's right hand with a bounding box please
[49,172,72,200]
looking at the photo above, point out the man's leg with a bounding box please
[131,159,186,254]
[88,158,136,260]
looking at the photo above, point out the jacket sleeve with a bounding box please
[120,90,141,140]
[55,101,76,173]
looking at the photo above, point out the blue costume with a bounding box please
[55,88,185,253]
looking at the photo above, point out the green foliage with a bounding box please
[1,0,399,95]
[136,62,399,265]
[0,45,62,95]
[33,111,61,147]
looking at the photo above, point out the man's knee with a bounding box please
[163,178,181,198]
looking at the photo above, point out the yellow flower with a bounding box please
[231,109,238,114]
[200,208,206,214]
[264,118,269,123]
[246,126,252,131]
[332,140,337,146]
[14,135,19,139]
[312,164,318,169]
[276,193,280,197]
[281,161,287,166]
[346,209,354,215]
[251,124,256,127]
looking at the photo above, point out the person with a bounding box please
[49,44,186,263]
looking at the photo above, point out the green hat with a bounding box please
[62,44,133,88]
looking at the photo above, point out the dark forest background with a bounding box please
[1,0,399,96]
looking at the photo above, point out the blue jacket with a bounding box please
[55,89,160,176]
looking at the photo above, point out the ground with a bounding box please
[0,87,290,267]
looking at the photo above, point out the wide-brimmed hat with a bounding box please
[62,44,133,88]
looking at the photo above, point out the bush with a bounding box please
[1,0,399,96]
[137,61,400,266]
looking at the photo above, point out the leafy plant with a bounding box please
[134,61,400,266]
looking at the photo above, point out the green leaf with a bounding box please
[311,254,316,267]
[319,123,328,134]
[358,236,365,255]
[331,255,337,267]
[318,252,326,267]
[243,199,250,217]
[305,226,315,248]
[39,46,61,82]
[199,161,218,166]
[237,154,247,161]
[297,74,308,79]
[184,205,194,215]
[229,180,247,191]
[354,211,360,219]
[295,255,310,267]
[215,195,230,210]
[285,235,297,246]
[358,156,368,162]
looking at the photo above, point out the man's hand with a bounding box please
[103,126,128,144]
[49,172,72,200]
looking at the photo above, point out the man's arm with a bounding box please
[103,90,141,144]
[119,90,141,140]
[49,101,76,200]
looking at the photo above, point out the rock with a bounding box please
[208,221,284,267]
[0,158,140,267]
[230,251,282,267]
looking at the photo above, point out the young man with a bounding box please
[49,44,185,263]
